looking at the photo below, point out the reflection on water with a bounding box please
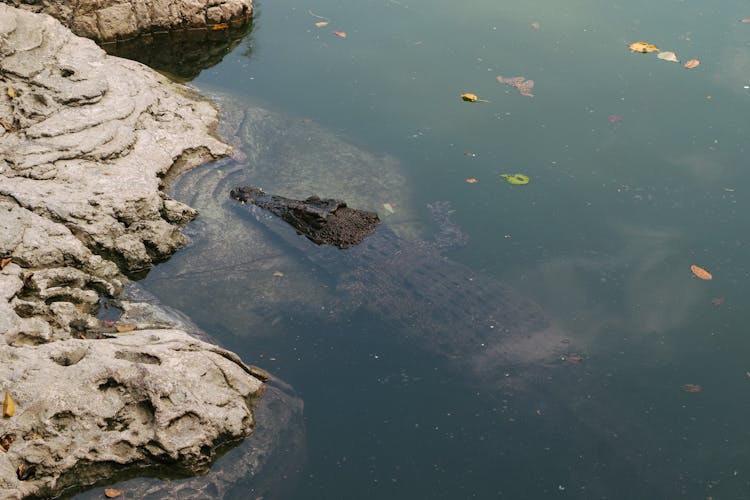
[135,0,750,497]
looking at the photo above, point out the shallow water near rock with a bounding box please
[132,0,750,497]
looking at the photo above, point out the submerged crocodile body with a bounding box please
[230,186,568,384]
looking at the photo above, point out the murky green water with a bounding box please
[137,0,750,498]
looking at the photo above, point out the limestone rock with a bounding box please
[0,330,265,498]
[6,0,253,42]
[0,3,230,276]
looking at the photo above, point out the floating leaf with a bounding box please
[460,93,489,103]
[608,114,622,123]
[628,41,659,53]
[210,23,229,30]
[7,87,16,99]
[332,31,347,38]
[690,264,712,280]
[681,384,703,393]
[501,173,530,185]
[104,489,124,498]
[684,59,700,69]
[315,21,329,27]
[531,22,540,30]
[3,392,15,418]
[497,76,534,97]
[657,51,679,63]
[0,257,11,270]
[382,203,395,214]
[272,271,285,278]
[465,178,478,184]
[562,355,583,364]
[741,18,750,23]
[115,324,137,333]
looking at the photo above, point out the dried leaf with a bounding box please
[681,384,702,393]
[460,93,489,103]
[3,393,15,418]
[315,21,329,27]
[497,76,534,97]
[501,173,530,185]
[465,178,478,184]
[657,51,679,63]
[115,324,137,333]
[684,59,700,69]
[210,23,229,30]
[0,119,12,132]
[382,203,395,214]
[0,257,11,270]
[332,31,347,38]
[531,22,540,30]
[7,87,16,99]
[272,271,284,277]
[690,264,712,280]
[628,41,659,53]
[104,488,124,498]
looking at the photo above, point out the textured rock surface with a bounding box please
[0,5,293,498]
[4,0,252,42]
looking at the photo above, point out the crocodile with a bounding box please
[230,186,569,385]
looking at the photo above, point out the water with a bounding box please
[130,0,750,497]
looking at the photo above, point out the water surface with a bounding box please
[143,0,750,497]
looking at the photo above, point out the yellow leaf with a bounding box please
[657,51,679,63]
[3,392,15,418]
[690,264,712,280]
[210,23,229,30]
[315,21,329,27]
[7,87,16,99]
[684,59,700,69]
[628,41,659,53]
[460,93,489,103]
[104,489,124,498]
[115,324,137,333]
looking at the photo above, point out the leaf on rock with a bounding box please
[115,324,137,333]
[104,489,124,498]
[0,433,13,452]
[690,264,712,280]
[628,41,659,53]
[681,384,702,393]
[497,76,534,97]
[657,51,679,63]
[684,59,700,69]
[0,119,12,132]
[501,173,530,185]
[3,392,15,418]
[7,87,16,99]
[0,257,11,270]
[332,31,347,38]
[210,23,229,30]
[315,21,329,27]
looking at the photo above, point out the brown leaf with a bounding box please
[690,264,712,280]
[497,76,534,97]
[681,384,702,393]
[0,257,11,270]
[104,488,124,498]
[115,324,137,333]
[210,23,229,30]
[332,31,347,38]
[3,393,14,418]
[684,59,700,69]
[465,178,478,184]
[0,119,12,132]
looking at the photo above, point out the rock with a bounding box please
[0,6,300,498]
[0,329,266,498]
[6,0,253,42]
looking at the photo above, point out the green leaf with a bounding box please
[501,173,530,185]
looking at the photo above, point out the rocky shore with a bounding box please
[0,3,298,498]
